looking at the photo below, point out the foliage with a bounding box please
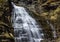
[0,0,60,42]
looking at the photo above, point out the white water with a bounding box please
[11,2,44,42]
[47,20,57,38]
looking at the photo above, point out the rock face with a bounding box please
[0,0,60,42]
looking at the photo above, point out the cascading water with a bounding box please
[46,20,57,38]
[11,2,44,42]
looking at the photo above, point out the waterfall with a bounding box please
[46,20,57,38]
[11,2,44,42]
